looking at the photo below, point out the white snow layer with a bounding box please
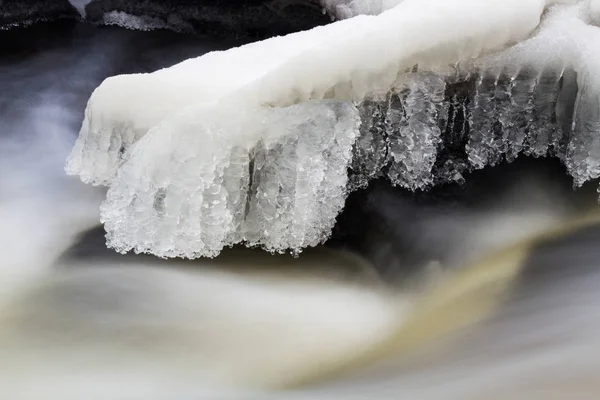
[67,0,600,259]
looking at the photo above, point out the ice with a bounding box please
[499,67,536,163]
[554,69,579,160]
[100,101,359,258]
[563,20,600,186]
[243,102,358,253]
[466,70,500,169]
[433,77,473,184]
[469,3,600,187]
[527,68,563,158]
[349,99,388,190]
[68,0,600,258]
[467,66,538,166]
[351,73,450,190]
[385,73,445,190]
[67,0,550,185]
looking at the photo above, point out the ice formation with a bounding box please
[67,0,600,258]
[100,101,358,258]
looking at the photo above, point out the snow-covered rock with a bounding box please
[68,0,600,259]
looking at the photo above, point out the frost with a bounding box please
[67,0,600,258]
[320,0,406,19]
[101,11,172,31]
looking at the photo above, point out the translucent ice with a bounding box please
[100,101,359,258]
[468,4,600,186]
[384,73,445,190]
[350,73,446,192]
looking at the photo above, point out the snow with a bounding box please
[67,0,600,259]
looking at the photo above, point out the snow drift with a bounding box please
[67,0,600,259]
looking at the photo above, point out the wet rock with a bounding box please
[84,0,331,38]
[0,0,79,30]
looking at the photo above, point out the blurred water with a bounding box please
[0,21,238,306]
[1,21,600,399]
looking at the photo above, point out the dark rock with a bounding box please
[84,0,331,38]
[0,0,80,30]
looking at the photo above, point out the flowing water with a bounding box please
[1,21,600,399]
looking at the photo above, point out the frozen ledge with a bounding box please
[67,0,600,259]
